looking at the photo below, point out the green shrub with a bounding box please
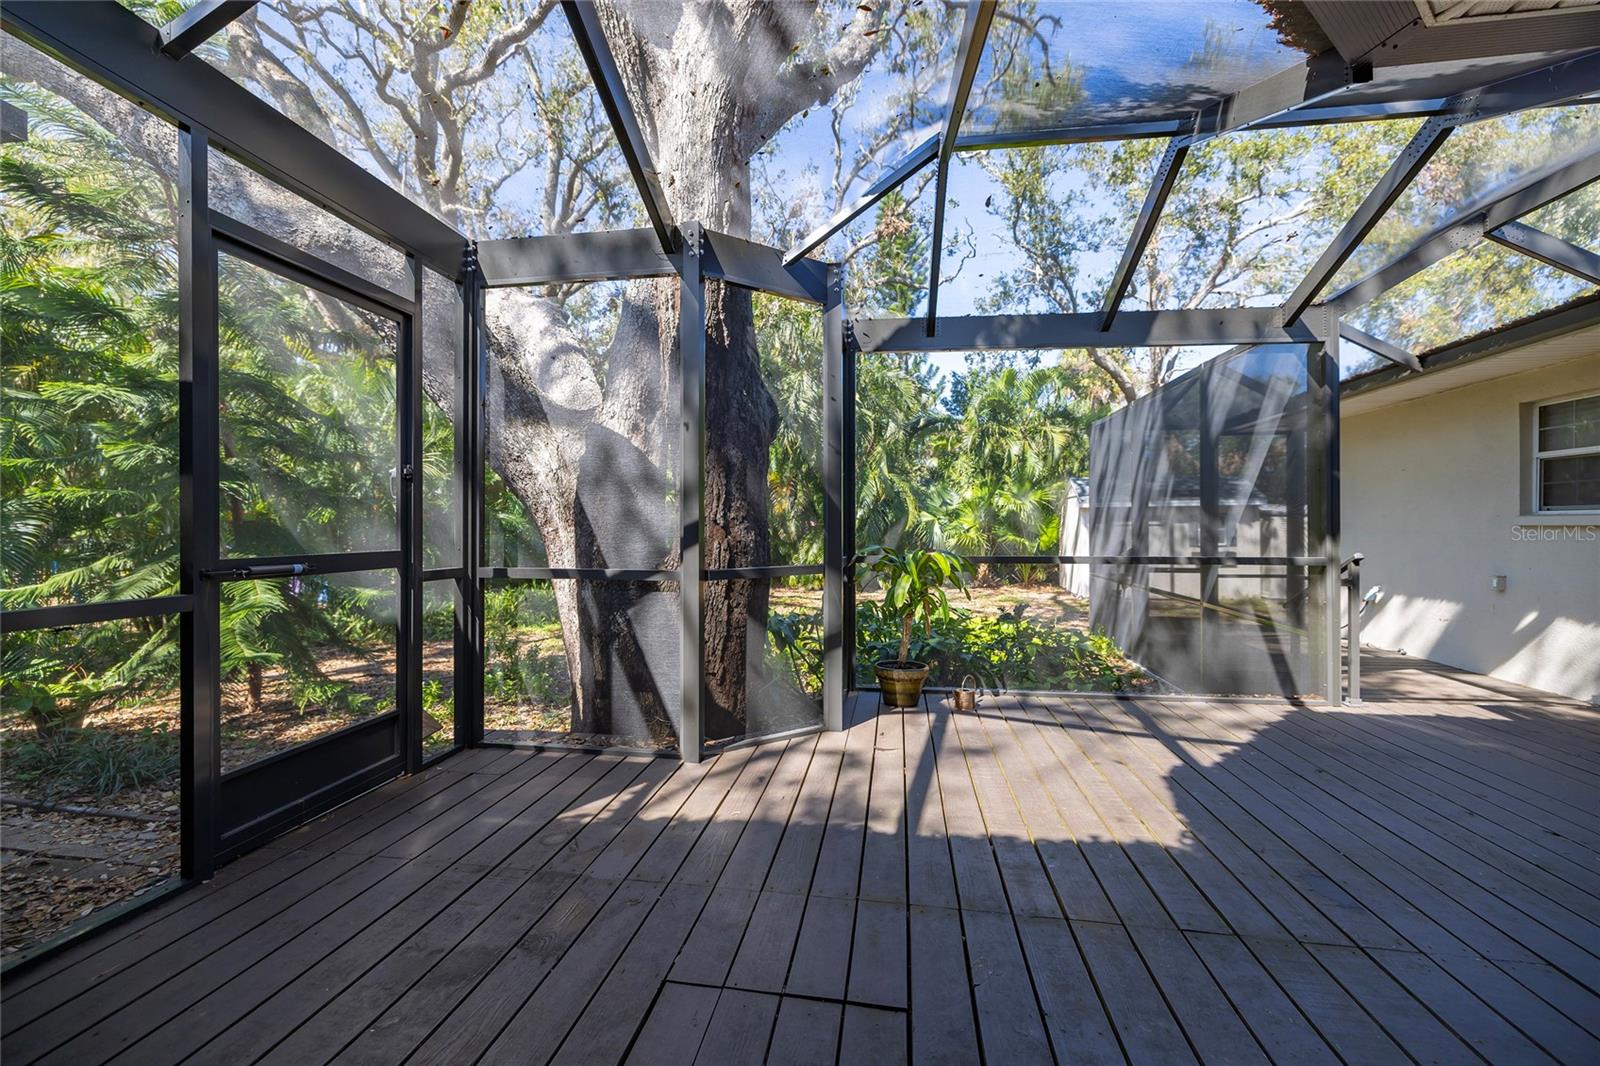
[854,599,1138,693]
[766,607,824,695]
[3,724,178,800]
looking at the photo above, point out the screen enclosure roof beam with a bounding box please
[157,0,256,59]
[1324,149,1600,315]
[479,227,832,304]
[925,0,996,335]
[561,1,676,256]
[1486,220,1600,287]
[702,229,830,304]
[1099,137,1190,332]
[853,307,1330,354]
[478,229,676,287]
[782,133,938,266]
[1341,293,1600,398]
[1340,323,1422,373]
[1284,48,1600,325]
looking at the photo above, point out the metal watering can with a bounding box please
[953,675,979,711]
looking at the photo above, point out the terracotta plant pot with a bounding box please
[875,660,930,708]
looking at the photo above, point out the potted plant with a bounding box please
[863,544,974,707]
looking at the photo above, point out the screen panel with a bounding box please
[1520,181,1600,254]
[482,281,677,572]
[703,285,824,569]
[217,250,400,559]
[1119,119,1425,311]
[1088,560,1315,696]
[0,614,181,956]
[947,141,1153,316]
[209,147,412,298]
[422,580,459,758]
[197,2,647,239]
[423,268,464,570]
[219,570,398,773]
[1344,241,1595,356]
[1,46,180,609]
[484,578,680,751]
[853,352,1101,556]
[1331,104,1600,291]
[705,574,825,747]
[962,1,1323,136]
[1086,343,1322,697]
[663,0,962,236]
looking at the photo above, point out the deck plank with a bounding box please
[906,904,980,1066]
[839,1004,908,1065]
[767,996,842,1066]
[7,658,1597,1066]
[624,982,719,1066]
[693,987,780,1065]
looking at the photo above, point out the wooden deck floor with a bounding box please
[4,659,1599,1064]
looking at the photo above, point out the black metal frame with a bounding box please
[207,211,424,860]
[0,65,468,923]
[4,0,1599,971]
[679,223,705,760]
[924,0,995,333]
[157,0,255,60]
[560,0,675,255]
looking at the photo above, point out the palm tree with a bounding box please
[931,364,1104,578]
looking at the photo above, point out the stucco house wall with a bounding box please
[1341,353,1600,703]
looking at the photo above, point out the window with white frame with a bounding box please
[1535,393,1600,512]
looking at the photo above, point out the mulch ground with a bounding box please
[0,788,178,960]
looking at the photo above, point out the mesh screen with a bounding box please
[422,269,464,569]
[963,1,1322,136]
[703,286,824,568]
[220,570,398,772]
[0,615,180,955]
[1,47,180,607]
[704,575,824,747]
[200,3,646,238]
[422,580,458,758]
[217,251,400,559]
[208,148,411,298]
[484,578,680,751]
[1088,344,1322,696]
[483,281,677,571]
[1088,563,1316,697]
